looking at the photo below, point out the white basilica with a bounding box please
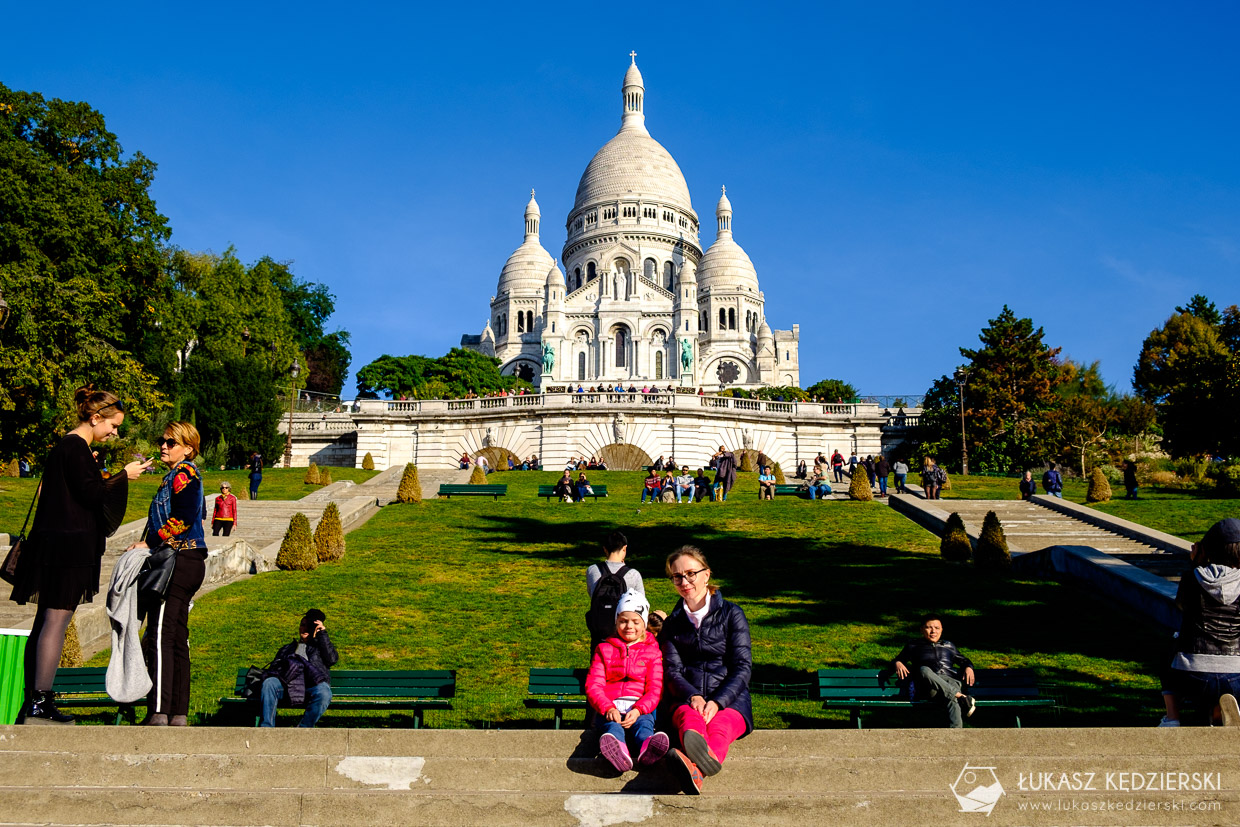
[463,55,800,391]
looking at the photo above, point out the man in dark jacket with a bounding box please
[891,614,976,727]
[259,609,339,727]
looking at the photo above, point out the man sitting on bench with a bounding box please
[259,609,339,727]
[891,614,976,727]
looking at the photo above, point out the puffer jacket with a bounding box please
[586,635,663,715]
[892,639,974,680]
[661,590,754,735]
[1174,565,1240,668]
[267,632,339,705]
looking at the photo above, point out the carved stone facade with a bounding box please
[464,55,800,391]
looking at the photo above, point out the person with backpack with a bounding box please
[1042,463,1064,498]
[586,531,645,650]
[921,458,942,500]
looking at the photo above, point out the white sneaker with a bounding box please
[1157,716,1180,727]
[1220,694,1240,727]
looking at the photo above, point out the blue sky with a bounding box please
[4,1,1237,397]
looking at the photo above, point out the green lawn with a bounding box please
[0,466,378,536]
[67,469,1172,729]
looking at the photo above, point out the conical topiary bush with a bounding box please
[319,469,333,486]
[1086,467,1112,503]
[940,512,972,562]
[397,463,422,503]
[773,463,786,484]
[739,450,756,473]
[59,617,83,667]
[362,452,375,471]
[276,512,317,571]
[848,464,873,501]
[314,501,346,562]
[2,459,18,477]
[974,510,1011,572]
[468,464,487,485]
[304,463,321,485]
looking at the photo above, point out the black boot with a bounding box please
[23,690,75,724]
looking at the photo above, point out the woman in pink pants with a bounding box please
[660,545,753,794]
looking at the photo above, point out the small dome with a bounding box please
[698,188,758,292]
[623,59,644,90]
[546,261,565,287]
[716,186,732,216]
[525,189,540,219]
[498,240,555,294]
[757,319,773,339]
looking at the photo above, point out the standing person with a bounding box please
[892,458,909,494]
[1019,471,1037,501]
[586,532,645,650]
[863,456,876,489]
[661,546,753,795]
[921,458,941,500]
[1123,460,1140,500]
[831,450,845,483]
[891,615,977,728]
[259,609,339,728]
[212,481,239,536]
[587,591,669,772]
[12,387,151,724]
[847,451,859,479]
[711,446,737,502]
[1041,463,1064,498]
[874,455,890,497]
[248,451,263,501]
[127,422,208,726]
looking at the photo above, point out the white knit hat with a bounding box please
[614,590,650,625]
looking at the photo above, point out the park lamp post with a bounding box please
[284,358,301,468]
[954,366,969,476]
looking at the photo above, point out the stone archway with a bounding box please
[597,443,652,471]
[475,446,521,471]
[736,449,774,473]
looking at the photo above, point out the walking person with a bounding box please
[12,386,152,724]
[830,450,845,483]
[1123,460,1140,500]
[212,481,239,536]
[127,421,208,726]
[248,451,263,500]
[892,458,909,494]
[874,455,890,497]
[1019,471,1037,501]
[921,458,942,500]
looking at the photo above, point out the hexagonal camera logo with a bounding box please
[951,764,1004,815]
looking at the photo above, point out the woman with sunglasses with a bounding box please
[125,421,207,725]
[12,386,152,724]
[660,546,753,794]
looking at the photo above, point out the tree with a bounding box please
[314,502,345,562]
[362,452,375,470]
[304,463,321,485]
[917,306,1064,472]
[805,378,858,402]
[974,511,1011,572]
[181,354,284,467]
[356,348,532,399]
[276,513,317,571]
[468,464,487,484]
[397,463,422,503]
[1086,467,1112,503]
[0,83,171,461]
[262,257,352,396]
[1134,304,1236,458]
[940,512,972,562]
[848,465,873,501]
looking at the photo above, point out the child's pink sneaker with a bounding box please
[636,732,669,766]
[599,733,633,772]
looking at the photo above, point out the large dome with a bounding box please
[572,129,694,214]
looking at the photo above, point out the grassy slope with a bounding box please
[0,467,378,536]
[77,470,1178,729]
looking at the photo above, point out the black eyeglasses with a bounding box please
[669,567,708,585]
[156,437,179,448]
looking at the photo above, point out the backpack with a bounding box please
[934,466,948,485]
[587,563,631,644]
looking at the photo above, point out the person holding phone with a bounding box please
[258,609,339,727]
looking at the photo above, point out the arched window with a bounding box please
[574,267,581,290]
[587,262,596,281]
[728,308,736,330]
[719,308,727,330]
[745,310,751,331]
[526,311,534,332]
[501,314,507,335]
[655,351,664,380]
[578,351,586,381]
[699,312,706,330]
[615,327,628,367]
[664,261,674,290]
[644,258,656,281]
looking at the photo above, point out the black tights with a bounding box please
[25,606,74,694]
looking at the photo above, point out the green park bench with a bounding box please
[219,668,456,728]
[537,485,609,501]
[773,484,812,497]
[524,667,589,729]
[437,484,508,500]
[817,667,1056,729]
[50,667,145,724]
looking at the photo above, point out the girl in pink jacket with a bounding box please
[586,591,669,772]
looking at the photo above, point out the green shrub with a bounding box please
[940,512,972,562]
[468,464,487,485]
[319,469,333,486]
[304,463,321,485]
[1086,467,1112,503]
[276,513,317,571]
[314,502,346,562]
[848,465,873,501]
[1215,465,1240,498]
[397,464,423,503]
[974,510,1011,572]
[2,459,19,477]
[739,451,756,473]
[362,452,375,471]
[59,618,82,667]
[773,463,786,484]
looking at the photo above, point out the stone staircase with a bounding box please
[1,726,1237,826]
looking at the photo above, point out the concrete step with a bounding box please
[1,727,1238,826]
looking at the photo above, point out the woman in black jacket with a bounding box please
[12,386,151,723]
[660,546,752,794]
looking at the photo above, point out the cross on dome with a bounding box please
[630,51,637,63]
